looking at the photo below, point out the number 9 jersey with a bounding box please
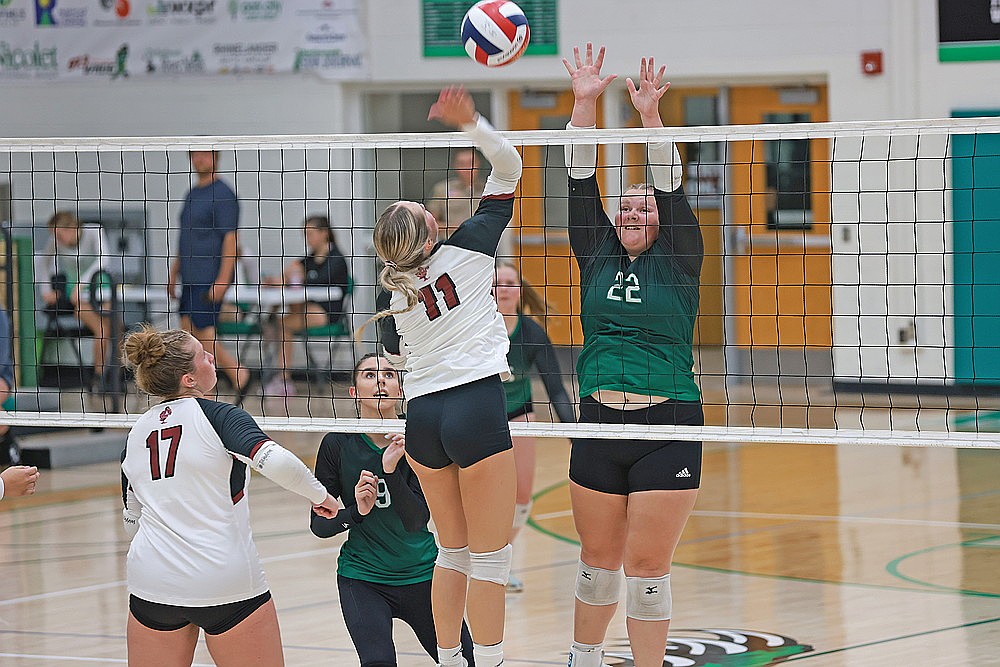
[121,397,324,607]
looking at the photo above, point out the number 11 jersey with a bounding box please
[386,195,514,401]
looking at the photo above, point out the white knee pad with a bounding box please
[625,573,672,621]
[435,545,471,577]
[469,544,513,585]
[574,560,622,607]
[512,501,532,532]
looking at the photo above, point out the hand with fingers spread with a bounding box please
[427,85,478,129]
[627,56,670,128]
[354,469,379,516]
[562,42,617,103]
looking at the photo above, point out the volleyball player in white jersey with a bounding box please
[120,325,339,667]
[366,86,521,667]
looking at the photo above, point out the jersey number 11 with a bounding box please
[418,273,461,321]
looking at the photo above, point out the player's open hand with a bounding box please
[627,56,669,125]
[428,86,477,129]
[563,43,617,102]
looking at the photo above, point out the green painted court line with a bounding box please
[530,480,1000,598]
[782,615,1000,662]
[526,478,580,545]
[885,535,1000,598]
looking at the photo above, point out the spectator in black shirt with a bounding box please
[264,215,350,397]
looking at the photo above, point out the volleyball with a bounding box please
[461,0,530,68]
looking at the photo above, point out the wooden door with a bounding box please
[507,89,584,346]
[729,85,832,349]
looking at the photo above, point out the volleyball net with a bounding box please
[2,116,1000,449]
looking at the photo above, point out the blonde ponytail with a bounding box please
[356,203,431,340]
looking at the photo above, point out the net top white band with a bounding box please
[3,116,1000,153]
[1,411,997,449]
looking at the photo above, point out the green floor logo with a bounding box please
[603,628,813,666]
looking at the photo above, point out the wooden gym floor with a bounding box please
[1,392,999,665]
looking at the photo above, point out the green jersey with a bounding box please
[569,176,703,401]
[312,433,437,586]
[503,314,576,423]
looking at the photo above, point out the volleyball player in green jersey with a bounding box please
[562,45,704,667]
[310,353,474,666]
[493,263,575,593]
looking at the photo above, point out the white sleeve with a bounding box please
[648,140,684,192]
[122,485,142,538]
[564,122,598,180]
[0,476,5,501]
[233,440,328,505]
[385,348,407,370]
[465,115,522,197]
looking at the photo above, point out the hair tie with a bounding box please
[384,260,399,270]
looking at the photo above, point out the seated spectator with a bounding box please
[426,147,486,240]
[34,211,114,392]
[264,215,350,397]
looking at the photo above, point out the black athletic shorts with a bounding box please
[507,400,533,421]
[406,375,512,469]
[569,396,703,495]
[129,591,271,636]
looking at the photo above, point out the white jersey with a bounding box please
[388,197,513,399]
[121,397,274,607]
[381,113,521,400]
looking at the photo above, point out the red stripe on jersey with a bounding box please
[481,1,517,42]
[249,439,269,459]
[232,489,245,504]
[482,192,515,200]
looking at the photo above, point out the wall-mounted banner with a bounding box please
[0,0,367,82]
[939,0,1000,62]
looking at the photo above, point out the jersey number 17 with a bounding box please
[145,426,183,481]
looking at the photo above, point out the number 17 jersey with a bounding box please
[121,397,272,607]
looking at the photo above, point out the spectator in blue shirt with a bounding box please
[167,150,251,404]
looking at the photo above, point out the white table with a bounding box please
[118,284,344,308]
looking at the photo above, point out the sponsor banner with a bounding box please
[0,0,365,81]
[0,40,59,79]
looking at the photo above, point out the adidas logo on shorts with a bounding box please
[675,467,692,478]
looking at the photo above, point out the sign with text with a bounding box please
[0,0,367,82]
